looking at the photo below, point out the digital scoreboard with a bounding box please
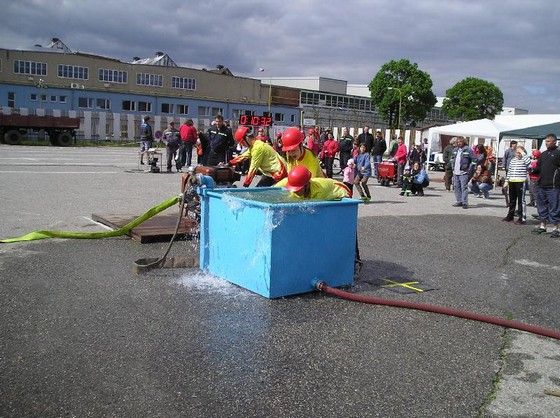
[238,114,273,126]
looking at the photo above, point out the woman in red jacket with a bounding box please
[320,132,340,178]
[394,136,408,187]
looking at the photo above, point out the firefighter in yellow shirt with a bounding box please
[281,127,325,178]
[229,126,288,187]
[276,165,351,200]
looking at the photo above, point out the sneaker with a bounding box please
[399,191,405,196]
[462,204,468,209]
[365,197,371,202]
[502,217,513,222]
[514,220,526,225]
[551,230,560,238]
[476,193,483,198]
[359,196,367,201]
[452,202,463,207]
[532,226,547,234]
[140,161,145,165]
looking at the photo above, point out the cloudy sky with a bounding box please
[1,0,559,114]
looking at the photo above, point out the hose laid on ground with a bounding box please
[0,195,181,243]
[315,281,560,341]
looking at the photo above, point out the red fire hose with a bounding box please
[314,281,560,341]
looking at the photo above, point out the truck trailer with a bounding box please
[0,114,80,146]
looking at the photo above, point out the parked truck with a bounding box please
[0,114,80,146]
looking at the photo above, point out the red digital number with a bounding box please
[265,117,272,126]
[239,115,248,125]
[251,116,260,126]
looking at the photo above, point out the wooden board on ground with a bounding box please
[92,213,198,243]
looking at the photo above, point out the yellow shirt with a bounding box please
[275,177,351,200]
[286,148,325,178]
[230,140,287,187]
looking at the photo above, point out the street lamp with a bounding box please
[258,68,272,113]
[388,86,402,128]
[36,78,48,110]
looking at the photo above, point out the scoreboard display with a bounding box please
[238,114,273,126]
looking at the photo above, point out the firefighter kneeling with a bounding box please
[229,126,288,187]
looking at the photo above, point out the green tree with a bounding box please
[369,59,437,129]
[442,77,504,121]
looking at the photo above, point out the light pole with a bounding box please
[387,87,402,128]
[258,68,272,113]
[36,78,48,110]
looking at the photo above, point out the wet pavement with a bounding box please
[1,145,559,417]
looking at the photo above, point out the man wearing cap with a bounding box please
[162,120,181,172]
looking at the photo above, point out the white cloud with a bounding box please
[1,0,559,113]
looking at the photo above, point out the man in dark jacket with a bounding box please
[206,115,234,166]
[442,137,457,191]
[338,127,354,170]
[356,126,374,154]
[450,136,476,208]
[371,130,387,178]
[532,134,560,238]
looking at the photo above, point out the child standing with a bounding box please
[343,158,356,196]
[400,166,413,196]
[354,144,372,202]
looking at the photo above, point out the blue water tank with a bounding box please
[198,187,360,298]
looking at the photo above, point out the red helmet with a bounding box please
[276,132,282,138]
[282,127,304,151]
[532,149,541,158]
[234,126,252,144]
[285,165,312,192]
[307,128,315,135]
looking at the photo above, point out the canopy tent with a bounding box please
[428,114,560,154]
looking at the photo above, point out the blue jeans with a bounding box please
[372,154,383,177]
[470,182,492,198]
[453,173,470,205]
[536,187,560,225]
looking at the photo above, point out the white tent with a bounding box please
[428,114,560,156]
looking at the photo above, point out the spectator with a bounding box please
[206,115,235,166]
[354,143,372,202]
[179,119,198,168]
[306,128,320,156]
[528,150,540,207]
[338,127,354,170]
[531,134,560,238]
[502,146,531,224]
[388,133,398,158]
[475,144,487,168]
[442,137,457,191]
[503,140,518,175]
[371,130,387,178]
[198,130,209,165]
[320,132,340,178]
[469,164,493,199]
[162,120,181,172]
[342,158,356,196]
[411,161,429,196]
[273,132,285,159]
[139,116,153,165]
[356,126,374,154]
[408,143,427,167]
[352,139,360,159]
[394,136,408,188]
[450,136,477,208]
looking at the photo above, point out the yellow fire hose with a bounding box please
[0,195,181,243]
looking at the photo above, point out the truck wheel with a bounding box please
[56,132,74,147]
[4,130,22,145]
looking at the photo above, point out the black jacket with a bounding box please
[535,145,560,189]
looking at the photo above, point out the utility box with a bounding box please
[198,187,360,298]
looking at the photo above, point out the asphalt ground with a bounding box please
[1,145,559,417]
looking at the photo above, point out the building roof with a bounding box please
[131,52,178,67]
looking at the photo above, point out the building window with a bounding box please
[50,95,57,102]
[290,114,296,123]
[40,94,47,103]
[274,113,284,123]
[78,97,94,109]
[59,96,67,103]
[136,73,163,87]
[8,92,15,107]
[58,64,89,79]
[13,60,47,76]
[176,104,189,115]
[122,100,136,111]
[138,101,152,112]
[161,103,174,114]
[96,98,111,110]
[171,76,196,90]
[98,69,128,83]
[212,107,224,117]
[31,93,38,101]
[198,106,210,117]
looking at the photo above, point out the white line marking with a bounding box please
[514,259,560,271]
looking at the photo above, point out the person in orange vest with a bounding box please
[229,126,287,187]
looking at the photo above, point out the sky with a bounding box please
[1,0,559,114]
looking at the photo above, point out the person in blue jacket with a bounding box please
[354,143,372,202]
